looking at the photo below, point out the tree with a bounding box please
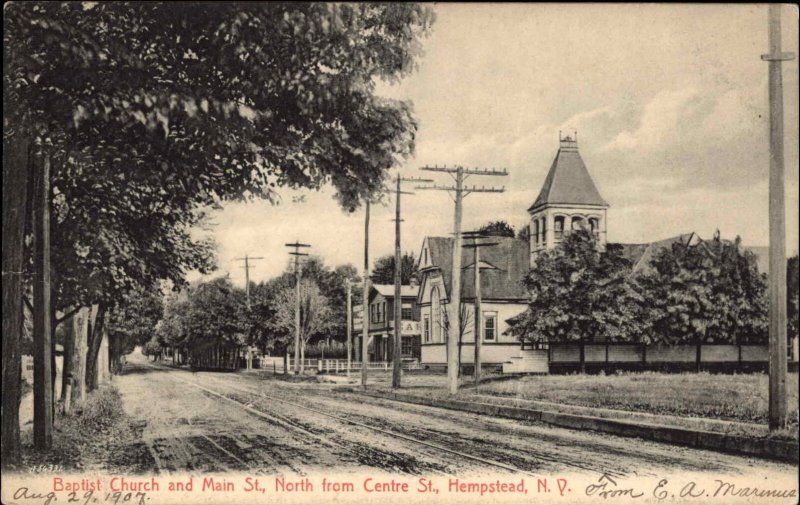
[3,2,434,462]
[505,230,645,371]
[636,233,768,348]
[272,280,333,373]
[478,220,515,238]
[788,255,799,340]
[370,253,417,285]
[106,285,164,371]
[443,303,472,377]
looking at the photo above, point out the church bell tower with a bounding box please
[528,133,609,266]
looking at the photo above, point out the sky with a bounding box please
[190,4,799,287]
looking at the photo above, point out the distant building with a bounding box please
[362,284,421,362]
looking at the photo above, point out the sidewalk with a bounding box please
[357,387,799,463]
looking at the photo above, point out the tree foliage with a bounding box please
[789,255,799,339]
[370,252,417,285]
[106,284,164,364]
[637,233,767,345]
[478,220,515,238]
[272,280,334,356]
[506,230,645,344]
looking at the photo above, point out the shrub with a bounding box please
[75,386,124,435]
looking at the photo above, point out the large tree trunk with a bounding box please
[85,304,107,392]
[60,309,76,402]
[300,338,306,373]
[1,140,30,467]
[51,309,57,422]
[60,308,89,410]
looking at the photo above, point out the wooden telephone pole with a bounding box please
[285,242,310,374]
[362,201,370,390]
[235,254,264,310]
[390,174,432,389]
[235,254,263,369]
[346,280,352,377]
[462,232,499,386]
[417,166,508,394]
[761,4,794,431]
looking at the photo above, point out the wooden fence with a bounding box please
[546,343,773,373]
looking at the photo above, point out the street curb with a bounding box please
[361,390,799,463]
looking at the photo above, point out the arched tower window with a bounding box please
[571,216,585,231]
[554,216,565,240]
[532,220,539,247]
[589,217,600,240]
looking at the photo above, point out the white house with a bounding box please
[416,235,530,370]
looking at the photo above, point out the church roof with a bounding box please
[528,137,608,212]
[417,236,528,301]
[617,233,770,275]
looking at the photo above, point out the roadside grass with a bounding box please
[16,385,149,473]
[358,370,798,441]
[467,371,799,424]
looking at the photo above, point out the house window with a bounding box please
[423,316,431,343]
[401,303,413,320]
[401,336,413,356]
[383,302,387,322]
[540,217,547,244]
[431,286,442,342]
[483,311,498,341]
[532,220,539,246]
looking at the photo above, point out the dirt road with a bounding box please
[115,355,796,479]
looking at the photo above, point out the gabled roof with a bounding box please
[418,236,528,301]
[528,138,608,212]
[618,233,770,275]
[618,233,701,274]
[371,284,419,299]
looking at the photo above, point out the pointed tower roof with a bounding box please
[528,134,608,212]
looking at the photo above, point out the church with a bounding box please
[357,133,778,372]
[413,133,611,371]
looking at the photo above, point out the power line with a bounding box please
[417,165,508,395]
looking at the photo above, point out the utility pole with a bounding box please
[235,254,264,310]
[417,166,508,394]
[462,231,499,386]
[361,201,370,390]
[235,254,263,369]
[285,242,310,374]
[346,279,352,377]
[761,4,794,431]
[390,174,432,389]
[33,148,53,449]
